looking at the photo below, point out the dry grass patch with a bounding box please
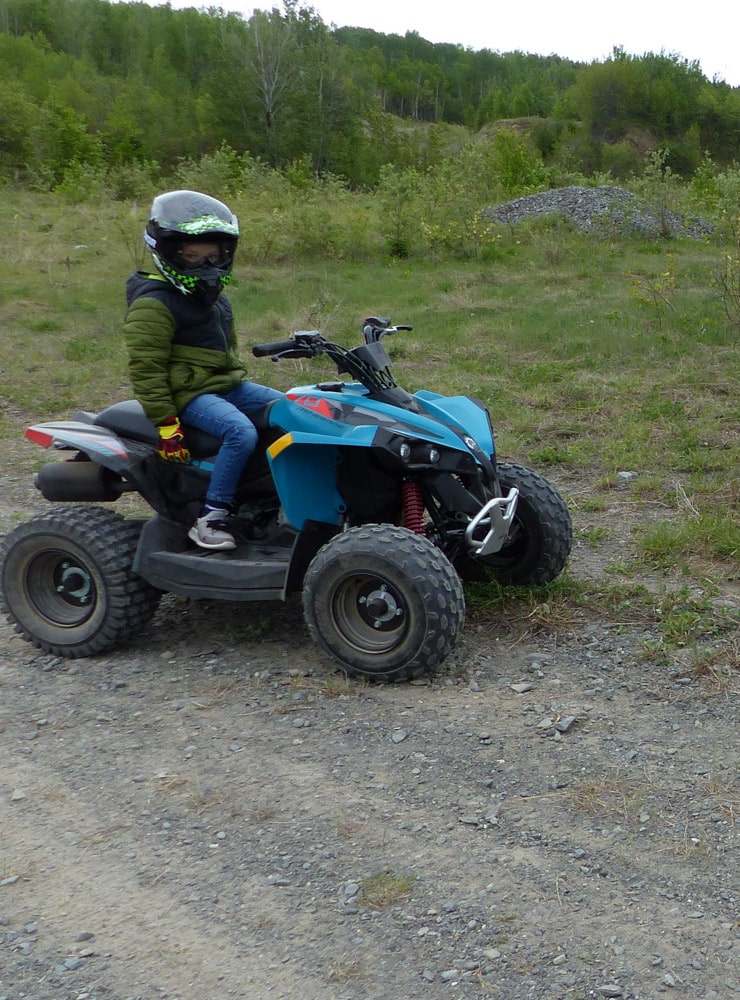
[360,869,414,909]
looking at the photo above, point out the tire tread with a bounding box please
[0,506,160,658]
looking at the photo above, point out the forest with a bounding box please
[1,0,739,194]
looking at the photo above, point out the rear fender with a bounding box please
[25,420,153,473]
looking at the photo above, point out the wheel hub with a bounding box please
[358,583,403,631]
[25,551,98,626]
[55,561,93,606]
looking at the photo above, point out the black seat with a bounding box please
[94,399,277,460]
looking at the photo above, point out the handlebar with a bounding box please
[251,320,412,394]
[252,330,324,359]
[252,339,302,357]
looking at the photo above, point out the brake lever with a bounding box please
[270,347,315,361]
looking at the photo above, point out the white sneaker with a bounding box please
[188,509,237,551]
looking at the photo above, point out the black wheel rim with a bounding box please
[23,549,98,628]
[329,572,409,655]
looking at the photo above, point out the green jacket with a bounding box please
[124,272,248,426]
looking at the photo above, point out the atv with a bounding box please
[0,318,572,682]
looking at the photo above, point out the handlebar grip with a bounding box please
[252,339,297,358]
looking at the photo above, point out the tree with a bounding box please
[28,99,102,185]
[246,6,299,142]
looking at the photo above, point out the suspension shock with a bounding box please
[402,481,426,535]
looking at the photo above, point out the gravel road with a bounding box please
[1,461,737,1000]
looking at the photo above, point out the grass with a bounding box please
[568,764,737,857]
[359,869,415,909]
[1,183,738,664]
[570,772,648,824]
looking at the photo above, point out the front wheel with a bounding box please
[455,462,572,586]
[303,524,465,683]
[0,506,161,658]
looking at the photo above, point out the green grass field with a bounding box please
[1,186,737,674]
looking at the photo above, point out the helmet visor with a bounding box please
[176,240,234,271]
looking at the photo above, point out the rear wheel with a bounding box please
[455,462,572,586]
[303,524,465,683]
[0,506,161,657]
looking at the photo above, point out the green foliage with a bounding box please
[2,185,738,619]
[714,246,740,329]
[371,132,548,260]
[701,160,740,239]
[0,78,36,172]
[0,0,738,191]
[638,513,739,570]
[28,101,103,188]
[487,128,549,195]
[377,164,423,257]
[628,251,677,329]
[173,143,254,199]
[106,159,161,202]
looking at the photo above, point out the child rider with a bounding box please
[124,189,282,551]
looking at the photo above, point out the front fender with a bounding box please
[266,433,345,529]
[413,391,496,456]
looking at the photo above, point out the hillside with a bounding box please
[0,0,738,189]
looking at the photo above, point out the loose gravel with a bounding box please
[1,502,737,999]
[0,377,737,1000]
[485,185,714,239]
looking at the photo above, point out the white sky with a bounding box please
[201,0,740,86]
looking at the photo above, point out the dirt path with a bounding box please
[1,464,738,1000]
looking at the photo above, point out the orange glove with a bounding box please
[157,416,190,462]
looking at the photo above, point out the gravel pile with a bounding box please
[485,185,714,239]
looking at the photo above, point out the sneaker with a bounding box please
[188,508,237,551]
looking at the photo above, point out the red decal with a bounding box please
[287,394,336,419]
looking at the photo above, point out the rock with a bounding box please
[339,880,361,904]
[616,471,638,485]
[484,803,502,824]
[554,716,578,733]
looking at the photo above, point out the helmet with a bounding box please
[145,190,239,304]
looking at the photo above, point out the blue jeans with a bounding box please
[180,381,283,507]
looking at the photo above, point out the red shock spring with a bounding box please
[402,482,426,535]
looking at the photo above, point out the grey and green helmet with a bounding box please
[144,190,239,304]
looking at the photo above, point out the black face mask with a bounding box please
[193,281,222,307]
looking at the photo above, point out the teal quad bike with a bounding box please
[0,318,572,682]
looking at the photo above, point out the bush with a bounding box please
[173,143,257,198]
[28,101,104,188]
[377,164,424,258]
[56,161,108,203]
[106,160,162,202]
